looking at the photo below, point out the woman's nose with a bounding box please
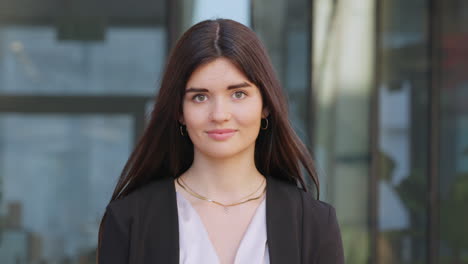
[209,98,231,122]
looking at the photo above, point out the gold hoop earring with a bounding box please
[261,118,269,130]
[180,125,185,136]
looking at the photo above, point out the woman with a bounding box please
[98,18,344,264]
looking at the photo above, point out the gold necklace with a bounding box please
[176,176,266,213]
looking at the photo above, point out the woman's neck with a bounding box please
[181,150,265,202]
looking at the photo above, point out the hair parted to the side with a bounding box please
[98,18,320,260]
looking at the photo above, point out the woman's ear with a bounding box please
[262,108,270,118]
[179,116,185,125]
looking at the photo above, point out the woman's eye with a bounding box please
[233,91,246,99]
[192,94,207,102]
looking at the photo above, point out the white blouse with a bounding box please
[176,192,270,264]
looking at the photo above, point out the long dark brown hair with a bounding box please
[98,18,319,257]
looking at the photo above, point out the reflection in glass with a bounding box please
[0,26,165,95]
[312,0,375,263]
[377,0,430,263]
[252,0,310,142]
[0,115,132,263]
[439,0,468,262]
[175,0,250,40]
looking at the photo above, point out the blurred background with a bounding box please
[0,0,466,263]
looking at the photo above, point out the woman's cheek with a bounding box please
[237,104,262,126]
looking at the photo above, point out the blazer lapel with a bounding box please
[142,178,179,264]
[166,178,180,264]
[266,177,302,264]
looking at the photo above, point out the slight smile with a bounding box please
[206,129,237,141]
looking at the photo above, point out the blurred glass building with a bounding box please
[0,0,467,263]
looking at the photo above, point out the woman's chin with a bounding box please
[194,145,252,160]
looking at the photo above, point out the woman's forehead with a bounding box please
[186,58,252,89]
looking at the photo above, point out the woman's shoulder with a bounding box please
[296,186,337,229]
[105,177,174,217]
[299,187,336,218]
[268,176,336,220]
[295,184,344,262]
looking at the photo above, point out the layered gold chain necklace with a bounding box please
[176,176,266,213]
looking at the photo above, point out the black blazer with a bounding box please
[99,176,344,264]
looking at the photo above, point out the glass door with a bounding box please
[0,113,136,263]
[0,1,165,261]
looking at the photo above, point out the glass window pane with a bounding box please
[0,26,165,95]
[191,0,250,26]
[439,0,468,262]
[175,0,251,37]
[0,114,133,263]
[377,0,430,263]
[312,0,375,263]
[252,0,311,142]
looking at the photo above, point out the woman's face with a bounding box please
[181,57,267,160]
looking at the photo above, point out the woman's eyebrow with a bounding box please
[185,87,208,93]
[186,82,252,93]
[227,82,251,90]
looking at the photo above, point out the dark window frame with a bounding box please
[0,95,151,144]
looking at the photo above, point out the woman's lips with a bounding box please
[206,129,237,140]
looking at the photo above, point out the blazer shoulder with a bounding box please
[268,176,334,217]
[299,188,340,231]
[299,188,345,263]
[106,177,173,217]
[300,189,336,217]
